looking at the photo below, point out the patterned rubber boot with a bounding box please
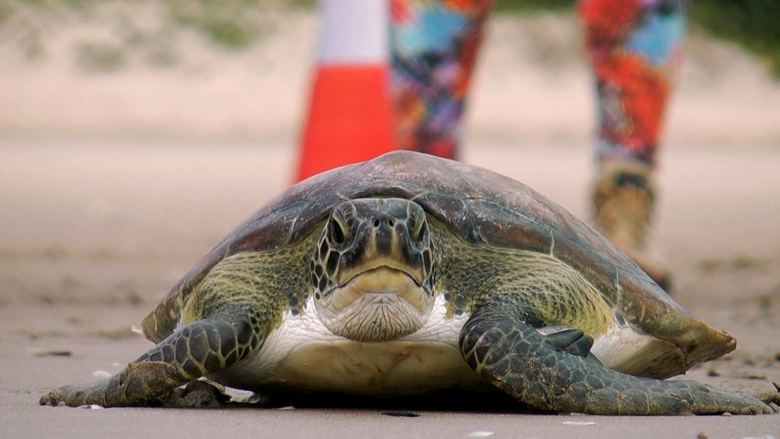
[592,160,671,292]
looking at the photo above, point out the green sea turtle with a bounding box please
[41,151,773,414]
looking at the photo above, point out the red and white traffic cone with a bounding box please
[294,0,396,182]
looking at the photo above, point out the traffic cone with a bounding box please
[295,0,396,182]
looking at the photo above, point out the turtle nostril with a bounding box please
[388,219,395,227]
[373,219,380,228]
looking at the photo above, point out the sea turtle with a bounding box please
[41,151,772,415]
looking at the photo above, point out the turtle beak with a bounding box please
[329,266,428,312]
[339,259,424,290]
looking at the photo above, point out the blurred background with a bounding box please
[1,0,779,144]
[0,0,779,416]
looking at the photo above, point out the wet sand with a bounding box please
[1,142,778,438]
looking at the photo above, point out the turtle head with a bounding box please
[310,198,436,342]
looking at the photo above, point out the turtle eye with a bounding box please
[329,218,348,246]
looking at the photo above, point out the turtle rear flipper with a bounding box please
[40,316,260,408]
[460,307,772,415]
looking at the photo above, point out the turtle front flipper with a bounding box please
[40,316,260,407]
[459,307,773,415]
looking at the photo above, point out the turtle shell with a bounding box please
[143,151,733,376]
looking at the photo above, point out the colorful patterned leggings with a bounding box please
[390,0,687,166]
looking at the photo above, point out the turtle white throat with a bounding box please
[310,198,436,342]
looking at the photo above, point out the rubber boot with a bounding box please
[592,160,671,292]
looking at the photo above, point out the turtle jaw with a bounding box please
[337,257,425,293]
[330,266,429,311]
[315,265,434,343]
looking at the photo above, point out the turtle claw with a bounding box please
[538,325,595,359]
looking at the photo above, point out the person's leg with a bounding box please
[580,0,686,290]
[390,0,493,160]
